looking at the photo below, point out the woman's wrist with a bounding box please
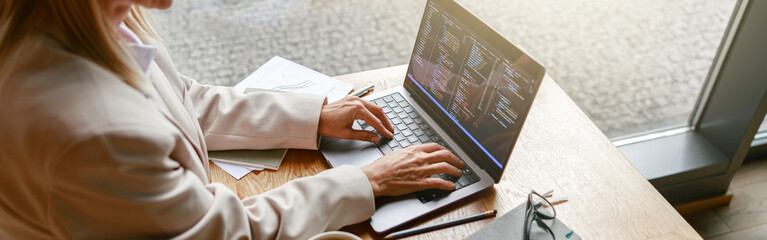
[360,165,381,197]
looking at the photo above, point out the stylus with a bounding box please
[384,210,497,239]
[350,84,375,97]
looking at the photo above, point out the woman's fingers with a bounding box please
[356,105,394,139]
[318,96,395,141]
[412,144,465,168]
[419,162,462,178]
[360,99,394,132]
[413,143,444,153]
[350,129,381,143]
[359,109,394,138]
[415,177,456,191]
[424,149,464,168]
[344,129,381,143]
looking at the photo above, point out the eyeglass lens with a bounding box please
[524,192,556,240]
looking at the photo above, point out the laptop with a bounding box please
[320,0,545,233]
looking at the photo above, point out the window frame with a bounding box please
[613,0,767,204]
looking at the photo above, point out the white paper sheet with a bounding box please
[212,160,263,180]
[214,56,351,179]
[234,56,353,103]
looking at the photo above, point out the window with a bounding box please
[152,0,737,139]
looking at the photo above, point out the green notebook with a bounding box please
[207,149,287,170]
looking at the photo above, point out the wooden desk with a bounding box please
[210,65,701,239]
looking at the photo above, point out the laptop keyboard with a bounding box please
[356,92,481,203]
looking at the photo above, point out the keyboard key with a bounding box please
[426,129,437,136]
[394,133,406,142]
[462,167,474,176]
[457,176,471,187]
[408,112,418,118]
[403,118,414,124]
[442,174,459,182]
[454,179,465,188]
[393,107,404,113]
[402,129,413,136]
[407,135,419,143]
[388,140,398,148]
[466,172,480,183]
[400,141,412,148]
[396,123,408,131]
[393,94,405,102]
[414,188,452,203]
[383,107,393,113]
[415,118,425,124]
[431,135,441,142]
[391,118,403,124]
[398,101,409,107]
[404,106,414,113]
[397,112,408,119]
[385,112,396,119]
[418,135,430,143]
[379,144,393,154]
[373,99,385,106]
[407,123,418,130]
[383,96,394,102]
[414,129,425,136]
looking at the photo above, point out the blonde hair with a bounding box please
[0,1,160,87]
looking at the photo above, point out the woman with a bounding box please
[0,0,464,239]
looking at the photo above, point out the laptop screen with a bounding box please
[404,0,544,179]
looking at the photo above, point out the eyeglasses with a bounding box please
[523,191,557,240]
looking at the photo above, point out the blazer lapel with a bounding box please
[136,37,212,181]
[135,62,210,182]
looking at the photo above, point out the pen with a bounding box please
[350,84,375,97]
[384,210,497,239]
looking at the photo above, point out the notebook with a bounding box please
[465,202,581,240]
[207,149,286,170]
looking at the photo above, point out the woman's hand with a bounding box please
[318,96,394,143]
[360,143,465,197]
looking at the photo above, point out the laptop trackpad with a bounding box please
[321,139,382,168]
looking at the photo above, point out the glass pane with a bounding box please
[152,0,736,138]
[753,114,766,146]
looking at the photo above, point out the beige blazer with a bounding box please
[0,35,375,239]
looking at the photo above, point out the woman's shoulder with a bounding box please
[0,37,173,149]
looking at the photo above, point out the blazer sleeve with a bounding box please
[179,74,327,150]
[48,125,375,240]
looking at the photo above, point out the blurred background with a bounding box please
[151,0,739,139]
